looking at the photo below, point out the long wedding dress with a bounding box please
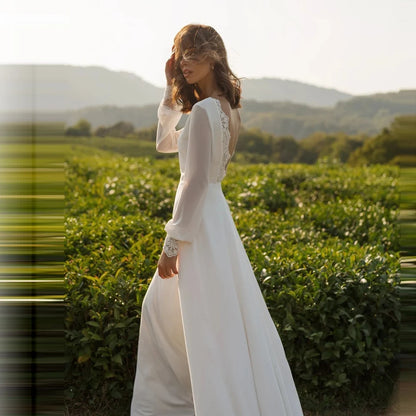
[130,86,304,416]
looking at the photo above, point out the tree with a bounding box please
[65,118,91,137]
[347,115,416,166]
[272,136,299,163]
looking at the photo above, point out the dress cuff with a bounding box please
[163,235,179,257]
[161,84,181,110]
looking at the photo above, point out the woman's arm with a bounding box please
[158,103,212,278]
[156,84,184,153]
[163,103,212,253]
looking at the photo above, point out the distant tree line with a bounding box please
[65,114,416,166]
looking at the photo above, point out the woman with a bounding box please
[131,24,304,416]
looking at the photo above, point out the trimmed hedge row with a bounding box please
[65,148,400,415]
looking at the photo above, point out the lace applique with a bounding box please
[162,84,181,111]
[163,235,179,257]
[213,98,231,182]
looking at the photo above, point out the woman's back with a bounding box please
[175,96,239,185]
[216,96,241,160]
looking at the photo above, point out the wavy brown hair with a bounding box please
[171,24,242,113]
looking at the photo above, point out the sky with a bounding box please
[1,0,415,95]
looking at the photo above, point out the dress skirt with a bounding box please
[130,183,304,416]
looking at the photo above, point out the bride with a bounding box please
[130,23,304,416]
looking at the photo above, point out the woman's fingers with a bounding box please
[165,55,175,84]
[157,253,178,279]
[158,262,168,279]
[172,260,178,275]
[159,269,174,279]
[169,256,179,276]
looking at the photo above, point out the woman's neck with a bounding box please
[195,74,222,100]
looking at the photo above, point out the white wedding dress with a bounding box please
[130,86,304,416]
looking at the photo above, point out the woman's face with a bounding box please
[177,48,213,85]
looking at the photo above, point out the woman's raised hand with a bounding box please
[165,46,175,85]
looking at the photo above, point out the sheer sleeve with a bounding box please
[156,84,184,153]
[164,104,212,245]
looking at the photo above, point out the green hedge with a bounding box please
[65,149,400,415]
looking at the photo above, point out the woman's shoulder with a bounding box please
[188,98,217,118]
[190,97,240,124]
[194,97,216,110]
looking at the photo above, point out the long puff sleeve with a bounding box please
[164,104,212,245]
[156,85,184,153]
